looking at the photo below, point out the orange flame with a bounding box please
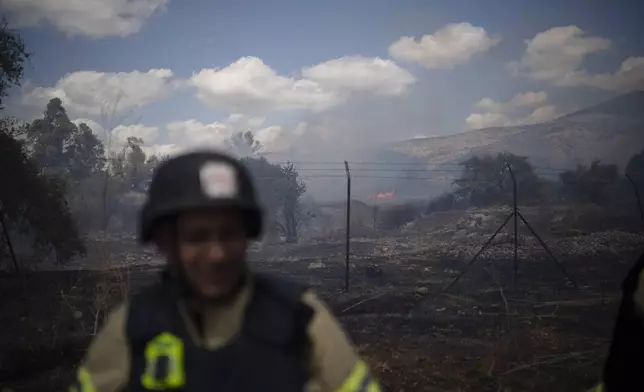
[371,189,395,199]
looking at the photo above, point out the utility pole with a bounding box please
[625,173,644,231]
[344,160,351,292]
[0,202,20,272]
[444,159,576,292]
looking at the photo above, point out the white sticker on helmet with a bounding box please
[199,161,238,199]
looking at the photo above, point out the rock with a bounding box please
[307,261,325,269]
[414,286,429,294]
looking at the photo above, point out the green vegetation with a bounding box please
[0,25,307,267]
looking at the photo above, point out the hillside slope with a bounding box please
[392,90,644,170]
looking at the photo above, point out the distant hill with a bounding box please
[390,90,644,171]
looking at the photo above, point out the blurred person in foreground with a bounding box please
[69,151,381,392]
[589,251,644,392]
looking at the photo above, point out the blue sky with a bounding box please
[4,0,644,160]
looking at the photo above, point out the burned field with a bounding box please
[253,236,639,392]
[1,206,643,392]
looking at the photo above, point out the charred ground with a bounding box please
[2,205,642,392]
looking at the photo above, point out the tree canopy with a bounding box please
[234,132,307,242]
[0,123,86,264]
[0,19,29,109]
[452,153,542,206]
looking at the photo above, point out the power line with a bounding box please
[270,160,571,172]
[255,173,618,183]
[291,167,568,173]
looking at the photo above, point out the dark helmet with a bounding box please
[138,150,263,243]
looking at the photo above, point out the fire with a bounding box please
[371,189,395,199]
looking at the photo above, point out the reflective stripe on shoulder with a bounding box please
[589,383,604,392]
[69,367,97,392]
[336,360,381,392]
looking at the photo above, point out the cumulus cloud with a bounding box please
[72,118,159,150]
[189,56,415,114]
[465,112,513,129]
[569,56,644,91]
[225,113,266,129]
[73,118,104,135]
[166,120,234,150]
[226,113,244,123]
[301,56,416,95]
[247,117,266,128]
[474,91,549,114]
[509,25,644,91]
[388,22,501,69]
[466,91,560,129]
[0,0,167,38]
[17,69,176,118]
[254,122,309,153]
[112,118,308,158]
[111,124,160,147]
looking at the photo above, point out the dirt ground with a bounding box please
[0,236,642,391]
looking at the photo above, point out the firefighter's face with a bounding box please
[172,208,248,299]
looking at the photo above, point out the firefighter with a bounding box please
[590,251,644,391]
[70,151,382,392]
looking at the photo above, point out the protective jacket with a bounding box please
[70,270,381,392]
[590,251,644,392]
[126,272,313,391]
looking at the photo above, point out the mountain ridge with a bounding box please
[390,91,644,170]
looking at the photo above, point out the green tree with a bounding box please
[228,130,261,156]
[0,24,84,264]
[625,148,644,185]
[0,127,85,264]
[0,19,30,109]
[233,132,307,242]
[559,160,619,204]
[27,98,105,182]
[109,137,149,191]
[275,162,307,242]
[453,152,542,206]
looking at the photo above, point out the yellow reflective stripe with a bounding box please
[364,379,381,392]
[337,360,381,392]
[69,367,96,392]
[141,332,186,390]
[589,383,604,392]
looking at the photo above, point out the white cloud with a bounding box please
[189,56,415,114]
[465,112,512,129]
[525,104,559,124]
[18,69,176,118]
[142,143,178,158]
[111,124,160,147]
[166,120,235,150]
[509,26,644,91]
[225,113,266,129]
[73,118,159,151]
[474,91,549,114]
[466,91,560,129]
[0,0,167,38]
[254,122,309,153]
[73,118,104,135]
[227,113,244,123]
[190,57,340,114]
[509,91,549,107]
[162,119,307,155]
[388,22,501,69]
[247,117,266,128]
[508,26,610,83]
[301,56,416,96]
[568,56,644,91]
